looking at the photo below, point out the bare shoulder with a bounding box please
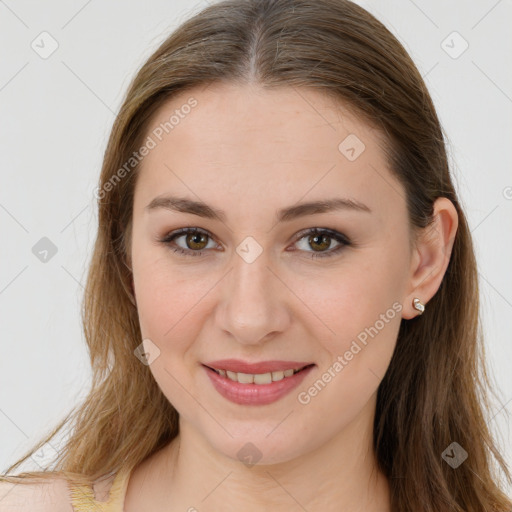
[0,474,74,512]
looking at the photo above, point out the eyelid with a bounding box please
[292,227,350,245]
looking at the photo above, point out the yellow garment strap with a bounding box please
[68,467,131,512]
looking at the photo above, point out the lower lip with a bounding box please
[203,364,314,405]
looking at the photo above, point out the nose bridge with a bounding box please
[216,236,289,344]
[232,246,271,303]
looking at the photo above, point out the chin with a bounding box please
[203,428,314,468]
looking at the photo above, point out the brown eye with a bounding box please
[293,228,351,259]
[185,231,209,250]
[160,227,217,257]
[308,233,332,252]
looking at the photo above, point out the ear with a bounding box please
[402,197,458,319]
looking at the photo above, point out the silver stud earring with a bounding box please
[413,297,425,315]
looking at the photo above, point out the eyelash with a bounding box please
[159,227,352,260]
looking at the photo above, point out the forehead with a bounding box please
[134,82,403,220]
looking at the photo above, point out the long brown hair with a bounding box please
[3,1,511,510]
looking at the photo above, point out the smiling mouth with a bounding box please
[204,364,314,385]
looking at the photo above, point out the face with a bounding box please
[130,82,412,465]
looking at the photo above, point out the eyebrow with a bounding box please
[145,195,372,223]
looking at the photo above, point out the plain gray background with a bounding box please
[1,0,511,491]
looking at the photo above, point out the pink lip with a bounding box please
[203,359,313,374]
[203,364,315,406]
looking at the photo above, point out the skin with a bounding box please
[125,82,458,511]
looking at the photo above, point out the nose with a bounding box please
[214,245,291,346]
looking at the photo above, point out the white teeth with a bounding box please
[237,372,254,384]
[254,372,272,384]
[271,371,284,381]
[213,366,307,384]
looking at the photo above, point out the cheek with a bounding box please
[132,246,186,340]
[295,248,404,397]
[132,257,209,405]
[132,250,220,359]
[135,273,195,344]
[294,284,402,432]
[296,252,403,344]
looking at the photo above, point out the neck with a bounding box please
[126,394,390,512]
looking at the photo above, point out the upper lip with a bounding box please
[203,359,314,374]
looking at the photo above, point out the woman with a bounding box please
[1,0,510,510]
